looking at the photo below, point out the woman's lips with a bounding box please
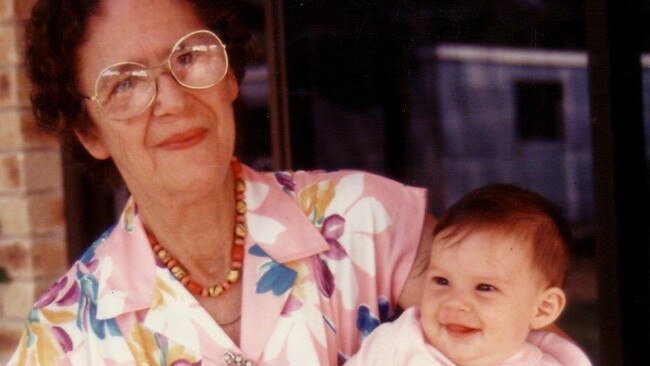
[157,128,208,150]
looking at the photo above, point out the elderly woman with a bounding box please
[8,0,434,365]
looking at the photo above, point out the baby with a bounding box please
[347,184,592,365]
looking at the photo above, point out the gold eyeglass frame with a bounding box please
[85,29,229,121]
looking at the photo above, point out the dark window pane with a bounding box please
[516,81,564,140]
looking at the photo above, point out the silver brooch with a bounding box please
[223,352,253,366]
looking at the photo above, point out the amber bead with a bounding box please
[231,245,244,262]
[186,280,202,295]
[227,269,240,283]
[235,223,247,238]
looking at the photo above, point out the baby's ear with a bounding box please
[531,287,566,330]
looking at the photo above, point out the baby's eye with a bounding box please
[476,283,497,292]
[432,276,449,286]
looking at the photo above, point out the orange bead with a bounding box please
[231,160,241,173]
[231,245,244,261]
[186,280,203,295]
[232,261,243,269]
[146,233,157,244]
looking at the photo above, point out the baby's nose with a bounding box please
[441,292,473,313]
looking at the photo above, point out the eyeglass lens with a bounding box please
[94,30,228,120]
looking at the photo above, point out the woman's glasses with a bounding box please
[85,30,228,121]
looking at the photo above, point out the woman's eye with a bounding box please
[176,50,196,66]
[115,77,135,93]
[476,283,497,292]
[432,276,449,286]
[107,76,137,98]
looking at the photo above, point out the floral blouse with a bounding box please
[8,166,426,365]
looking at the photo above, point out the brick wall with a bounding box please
[0,1,68,362]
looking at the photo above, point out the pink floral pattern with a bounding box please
[8,166,426,365]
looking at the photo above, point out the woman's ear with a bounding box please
[226,72,240,102]
[74,128,110,160]
[531,287,566,330]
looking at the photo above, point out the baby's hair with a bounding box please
[433,184,572,288]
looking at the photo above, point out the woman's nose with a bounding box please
[151,71,187,117]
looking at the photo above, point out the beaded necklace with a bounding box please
[147,158,246,297]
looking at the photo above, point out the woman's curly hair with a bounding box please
[24,0,258,186]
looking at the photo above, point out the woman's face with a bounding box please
[76,0,239,199]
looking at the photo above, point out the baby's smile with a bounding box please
[443,323,481,338]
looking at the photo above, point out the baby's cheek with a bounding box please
[419,289,439,311]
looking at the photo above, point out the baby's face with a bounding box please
[420,230,547,366]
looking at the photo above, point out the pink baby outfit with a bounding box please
[8,166,426,365]
[346,307,592,366]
